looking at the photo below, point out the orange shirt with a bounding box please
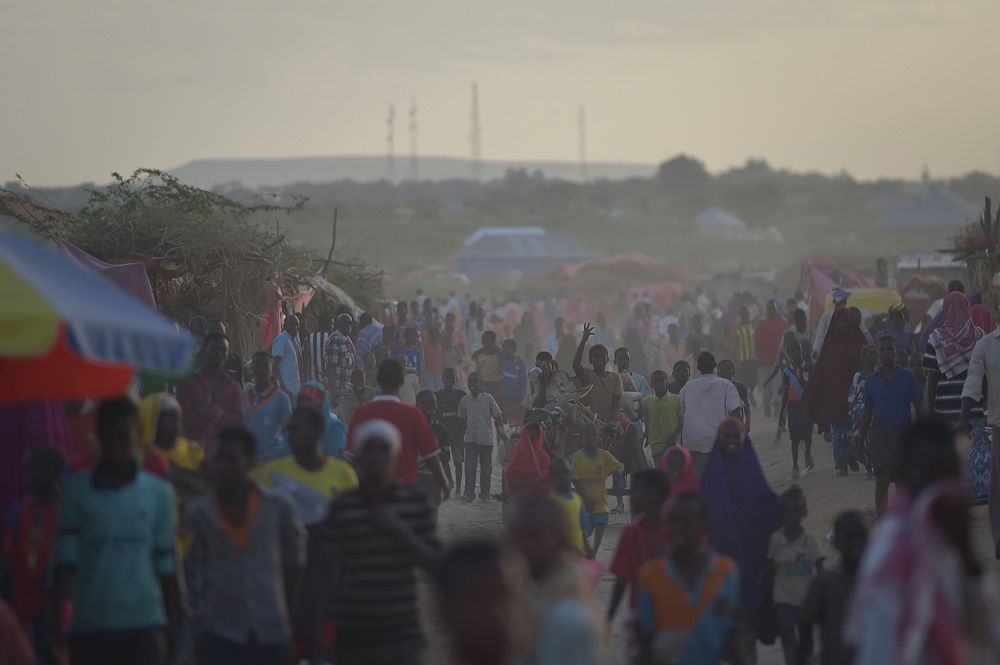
[216,488,261,550]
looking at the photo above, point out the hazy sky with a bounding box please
[3,0,1000,185]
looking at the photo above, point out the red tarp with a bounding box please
[801,258,874,325]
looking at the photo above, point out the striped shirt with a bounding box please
[323,486,438,649]
[734,323,756,363]
[304,331,333,384]
[923,342,983,420]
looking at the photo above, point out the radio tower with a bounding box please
[386,105,396,182]
[578,105,588,183]
[469,83,482,181]
[409,97,419,182]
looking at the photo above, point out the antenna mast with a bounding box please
[386,105,396,183]
[470,83,482,181]
[409,97,419,182]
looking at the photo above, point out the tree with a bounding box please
[1,169,381,355]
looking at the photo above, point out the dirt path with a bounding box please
[432,413,997,664]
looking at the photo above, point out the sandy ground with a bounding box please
[430,412,998,664]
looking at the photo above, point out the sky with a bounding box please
[3,0,1000,186]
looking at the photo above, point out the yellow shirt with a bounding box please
[164,437,204,472]
[571,448,623,515]
[261,455,359,526]
[550,490,587,554]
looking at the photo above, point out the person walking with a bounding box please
[304,313,334,385]
[176,332,245,451]
[457,372,507,503]
[271,314,303,398]
[324,313,358,401]
[754,300,788,417]
[678,352,743,473]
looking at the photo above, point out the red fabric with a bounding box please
[971,304,994,333]
[175,370,245,449]
[609,521,671,606]
[505,423,551,497]
[753,317,789,365]
[803,308,867,427]
[801,258,874,326]
[929,292,983,379]
[142,448,171,479]
[348,398,440,485]
[3,498,58,621]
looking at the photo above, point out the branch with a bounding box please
[322,206,338,277]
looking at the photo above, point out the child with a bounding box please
[435,368,468,494]
[548,458,592,556]
[608,470,672,619]
[187,426,306,665]
[393,327,424,378]
[416,389,453,514]
[764,330,800,444]
[765,486,825,665]
[848,346,877,478]
[499,339,528,426]
[642,371,683,466]
[635,491,742,665]
[571,424,624,555]
[394,353,421,405]
[472,330,503,397]
[339,367,376,424]
[718,359,752,428]
[1,446,65,665]
[782,343,813,479]
[797,510,867,665]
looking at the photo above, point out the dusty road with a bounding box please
[431,412,997,664]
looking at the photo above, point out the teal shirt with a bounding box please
[244,385,294,461]
[55,468,176,634]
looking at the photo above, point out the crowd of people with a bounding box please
[3,280,1000,665]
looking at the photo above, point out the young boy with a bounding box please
[718,359,752,429]
[782,343,813,479]
[339,367,376,424]
[457,372,507,503]
[416,390,454,514]
[394,354,421,405]
[53,397,182,665]
[797,511,868,665]
[323,419,440,665]
[765,486,825,665]
[608,469,672,619]
[244,350,294,462]
[472,330,504,397]
[571,424,624,555]
[1,446,65,665]
[636,491,742,665]
[261,406,359,660]
[436,368,468,494]
[187,426,306,665]
[642,371,683,466]
[548,458,592,556]
[499,339,528,426]
[393,327,424,378]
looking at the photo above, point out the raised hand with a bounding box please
[582,322,596,340]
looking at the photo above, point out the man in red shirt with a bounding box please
[348,359,451,501]
[754,299,789,417]
[176,333,244,449]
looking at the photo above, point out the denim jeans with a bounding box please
[463,444,493,499]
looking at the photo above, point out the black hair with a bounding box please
[416,389,435,404]
[650,369,668,381]
[482,330,497,342]
[876,334,897,346]
[672,360,690,372]
[535,351,553,363]
[217,425,257,458]
[350,367,365,378]
[717,358,735,371]
[376,358,405,391]
[291,405,325,435]
[23,445,66,490]
[96,397,138,442]
[359,312,373,327]
[614,347,629,358]
[897,417,961,493]
[670,490,711,519]
[252,350,273,361]
[696,351,716,373]
[203,332,230,347]
[502,338,517,351]
[548,457,571,477]
[832,510,866,542]
[948,280,965,294]
[589,343,608,359]
[631,469,671,505]
[434,540,505,605]
[779,485,806,506]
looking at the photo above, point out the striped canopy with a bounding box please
[0,227,194,400]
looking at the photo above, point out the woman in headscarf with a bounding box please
[803,307,869,473]
[292,381,348,459]
[922,291,984,421]
[502,422,551,525]
[657,445,700,495]
[701,418,781,653]
[138,393,205,474]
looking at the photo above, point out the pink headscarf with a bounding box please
[929,292,983,378]
[657,445,701,495]
[970,304,994,333]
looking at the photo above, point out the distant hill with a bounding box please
[167,155,654,188]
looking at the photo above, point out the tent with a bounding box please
[695,207,748,237]
[59,241,156,307]
[875,190,979,229]
[453,228,599,277]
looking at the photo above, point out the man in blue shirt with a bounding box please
[499,339,528,425]
[53,397,182,665]
[860,335,924,517]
